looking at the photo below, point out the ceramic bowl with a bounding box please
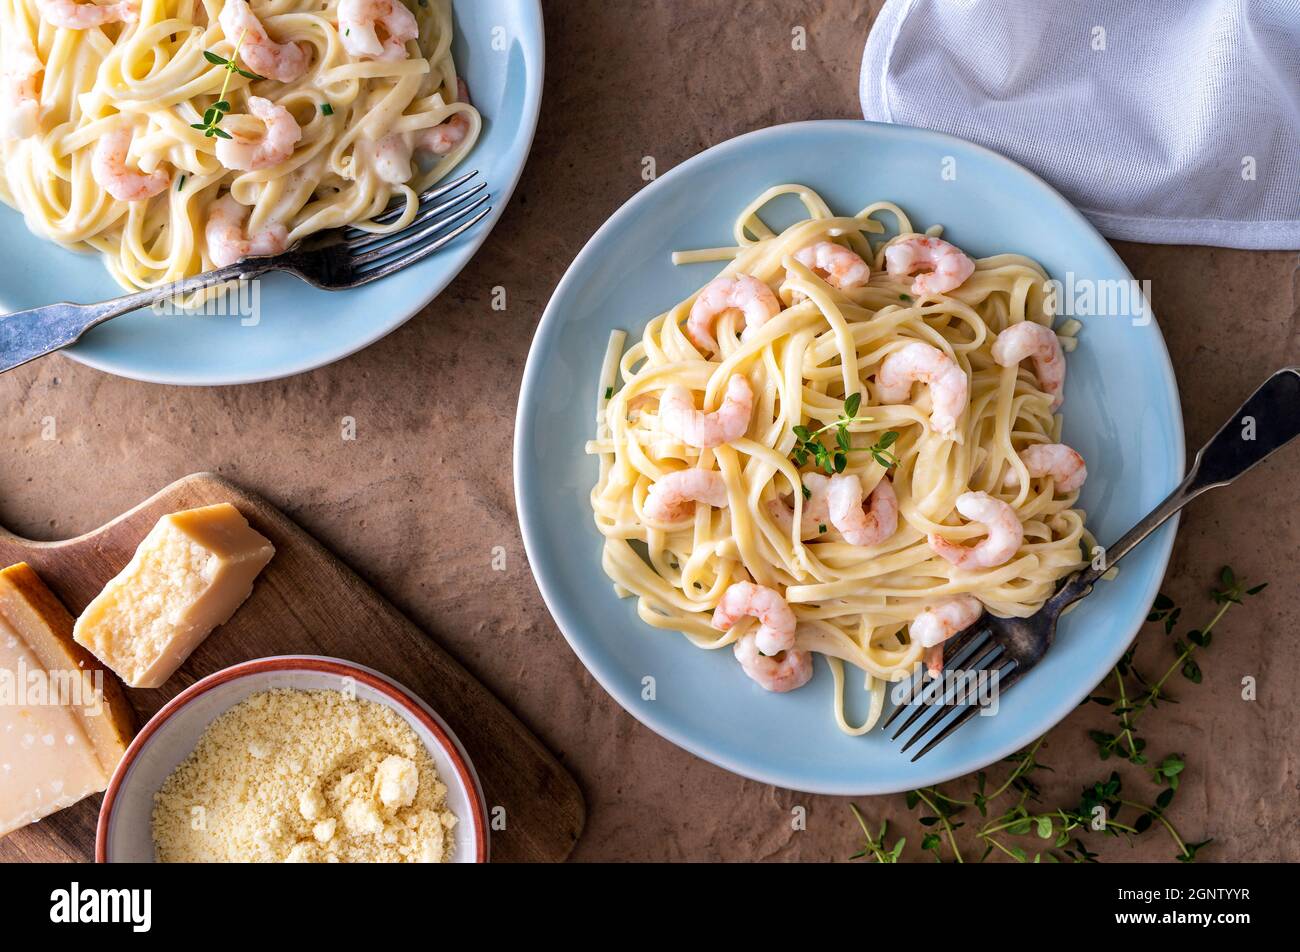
[97,655,489,863]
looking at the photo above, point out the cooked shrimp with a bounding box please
[827,473,898,547]
[218,0,310,84]
[928,491,1024,570]
[214,96,302,172]
[991,321,1067,410]
[885,235,975,298]
[685,274,780,354]
[419,79,472,155]
[91,127,169,202]
[767,472,832,540]
[371,133,415,184]
[712,581,797,656]
[1004,443,1087,493]
[733,631,813,693]
[659,374,753,449]
[373,80,471,183]
[339,0,418,62]
[793,241,870,290]
[643,468,728,523]
[0,32,42,141]
[875,340,969,437]
[417,112,471,156]
[35,0,136,30]
[910,595,983,677]
[205,194,288,268]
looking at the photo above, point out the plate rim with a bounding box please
[514,118,1186,795]
[53,0,546,387]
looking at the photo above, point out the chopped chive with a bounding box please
[818,524,827,534]
[176,174,186,192]
[604,386,613,399]
[321,102,334,116]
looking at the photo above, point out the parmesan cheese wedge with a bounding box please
[74,504,275,688]
[0,563,134,838]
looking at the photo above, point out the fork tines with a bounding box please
[345,170,483,235]
[883,623,1021,762]
[338,170,491,284]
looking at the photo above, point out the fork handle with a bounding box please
[1056,367,1300,605]
[0,261,263,375]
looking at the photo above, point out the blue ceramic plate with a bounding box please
[0,0,544,385]
[515,120,1185,795]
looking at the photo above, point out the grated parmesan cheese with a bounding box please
[152,688,458,863]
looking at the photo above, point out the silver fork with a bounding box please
[0,170,491,375]
[886,367,1300,761]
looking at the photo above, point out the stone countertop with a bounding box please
[2,0,1296,862]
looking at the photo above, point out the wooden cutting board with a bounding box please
[0,473,584,863]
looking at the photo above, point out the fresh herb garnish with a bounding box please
[176,174,186,192]
[320,102,334,116]
[1089,566,1266,763]
[849,565,1266,863]
[604,387,613,400]
[791,393,899,475]
[191,31,265,140]
[899,293,912,302]
[866,430,900,468]
[848,806,905,863]
[792,393,861,474]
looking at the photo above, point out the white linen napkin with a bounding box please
[860,0,1300,249]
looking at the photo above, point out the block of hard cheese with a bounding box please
[0,563,135,838]
[74,503,275,689]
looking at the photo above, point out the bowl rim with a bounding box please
[96,655,490,863]
[513,117,1186,795]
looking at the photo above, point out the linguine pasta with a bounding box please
[587,185,1091,735]
[0,0,479,291]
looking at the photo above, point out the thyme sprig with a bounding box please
[191,31,265,140]
[1088,566,1265,763]
[791,393,900,475]
[848,806,905,863]
[887,749,1194,864]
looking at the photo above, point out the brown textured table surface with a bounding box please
[2,0,1297,862]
